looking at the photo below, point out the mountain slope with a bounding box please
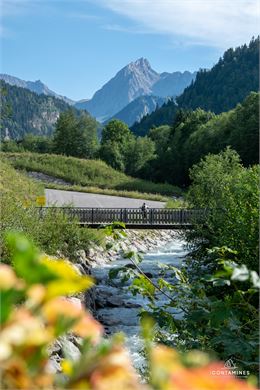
[75,58,159,121]
[75,58,195,122]
[105,95,166,127]
[177,37,259,113]
[131,99,178,136]
[152,71,196,97]
[0,74,74,105]
[0,81,83,139]
[131,37,259,135]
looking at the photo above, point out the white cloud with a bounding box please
[103,23,153,34]
[69,12,101,21]
[94,0,259,48]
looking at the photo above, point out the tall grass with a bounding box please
[3,152,182,197]
[0,160,104,263]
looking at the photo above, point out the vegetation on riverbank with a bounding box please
[0,160,104,263]
[110,148,259,378]
[1,232,257,390]
[3,152,182,197]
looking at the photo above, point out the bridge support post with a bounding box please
[123,209,127,223]
[149,209,154,225]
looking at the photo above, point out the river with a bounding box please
[92,237,188,370]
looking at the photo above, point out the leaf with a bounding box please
[250,271,260,288]
[109,267,124,279]
[105,242,113,250]
[6,232,58,285]
[231,265,250,282]
[41,257,93,298]
[123,251,136,259]
[212,278,231,286]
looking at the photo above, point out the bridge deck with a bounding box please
[41,207,204,229]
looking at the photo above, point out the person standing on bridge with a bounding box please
[141,202,149,222]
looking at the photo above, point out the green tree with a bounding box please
[21,134,53,153]
[53,110,98,158]
[187,148,259,270]
[53,110,77,156]
[99,120,133,171]
[165,109,214,186]
[77,112,99,158]
[125,136,155,176]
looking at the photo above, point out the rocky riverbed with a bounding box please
[48,229,185,372]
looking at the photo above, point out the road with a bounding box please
[45,189,165,208]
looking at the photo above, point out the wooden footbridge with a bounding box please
[42,207,204,229]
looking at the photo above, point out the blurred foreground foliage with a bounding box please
[0,233,257,390]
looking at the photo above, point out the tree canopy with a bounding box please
[53,110,98,158]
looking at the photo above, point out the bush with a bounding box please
[0,160,104,263]
[187,148,259,270]
[110,246,259,378]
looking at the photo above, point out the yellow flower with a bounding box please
[42,297,103,342]
[40,256,94,298]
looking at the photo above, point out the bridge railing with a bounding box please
[41,207,205,226]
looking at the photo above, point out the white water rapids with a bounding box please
[92,237,188,370]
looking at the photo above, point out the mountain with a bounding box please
[177,37,259,113]
[0,80,84,139]
[105,95,166,127]
[75,58,159,122]
[152,71,196,97]
[131,99,178,136]
[75,58,195,122]
[0,74,74,105]
[131,37,259,135]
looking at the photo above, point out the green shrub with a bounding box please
[0,160,104,263]
[187,148,259,270]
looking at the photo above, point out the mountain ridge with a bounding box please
[75,58,196,122]
[2,59,196,126]
[0,80,87,139]
[104,95,167,127]
[0,74,74,105]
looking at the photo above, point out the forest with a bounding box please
[2,91,259,188]
[132,37,259,135]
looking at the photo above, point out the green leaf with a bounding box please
[231,265,250,282]
[250,271,260,288]
[6,232,57,285]
[108,267,124,279]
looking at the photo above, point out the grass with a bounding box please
[0,159,104,263]
[0,158,44,202]
[166,198,188,208]
[3,152,182,198]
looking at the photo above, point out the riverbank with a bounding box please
[48,229,183,372]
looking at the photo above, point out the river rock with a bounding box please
[47,356,61,373]
[60,339,81,361]
[105,296,125,307]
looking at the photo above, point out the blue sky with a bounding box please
[1,0,259,101]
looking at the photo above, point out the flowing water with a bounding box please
[92,237,188,370]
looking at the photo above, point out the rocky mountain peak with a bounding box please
[132,57,151,69]
[75,59,196,122]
